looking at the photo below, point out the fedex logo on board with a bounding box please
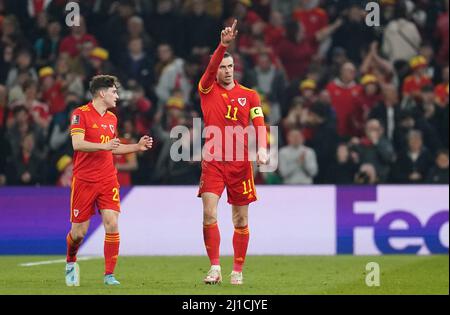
[336,186,449,254]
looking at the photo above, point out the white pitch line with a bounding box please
[19,256,101,267]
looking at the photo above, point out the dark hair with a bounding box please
[89,75,120,96]
[436,149,449,157]
[223,52,232,59]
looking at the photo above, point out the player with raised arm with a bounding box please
[198,20,268,285]
[65,75,153,286]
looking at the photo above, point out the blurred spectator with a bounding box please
[349,119,395,183]
[292,0,329,54]
[1,15,26,49]
[119,37,155,94]
[271,0,300,20]
[155,50,200,105]
[435,0,449,67]
[6,132,46,185]
[328,142,358,184]
[0,44,14,84]
[394,129,433,183]
[278,128,318,184]
[59,16,98,59]
[6,49,37,88]
[332,4,375,65]
[101,0,136,61]
[275,20,314,81]
[360,41,395,84]
[264,10,285,49]
[54,54,84,99]
[34,19,61,67]
[426,149,449,184]
[121,15,154,56]
[182,0,219,57]
[359,74,383,120]
[246,52,286,105]
[85,47,116,78]
[12,79,50,130]
[434,66,449,107]
[299,79,318,108]
[118,85,153,136]
[304,101,338,183]
[402,55,432,102]
[6,105,46,159]
[147,0,183,55]
[418,85,447,147]
[419,43,440,84]
[55,154,73,187]
[326,62,363,137]
[369,84,401,142]
[39,66,65,114]
[382,1,422,64]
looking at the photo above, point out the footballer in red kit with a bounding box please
[65,75,153,287]
[198,20,268,286]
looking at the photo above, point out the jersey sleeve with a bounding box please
[198,44,227,95]
[70,109,86,137]
[249,91,267,150]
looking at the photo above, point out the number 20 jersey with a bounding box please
[70,102,118,182]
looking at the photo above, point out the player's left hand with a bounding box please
[257,147,269,166]
[138,135,153,151]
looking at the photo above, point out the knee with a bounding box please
[70,228,87,241]
[233,214,248,228]
[103,217,119,233]
[203,208,218,225]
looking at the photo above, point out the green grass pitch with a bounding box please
[0,255,448,295]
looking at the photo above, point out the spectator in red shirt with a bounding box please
[59,16,98,58]
[402,55,432,101]
[13,79,50,130]
[360,74,383,115]
[435,66,449,107]
[264,10,285,49]
[292,0,329,53]
[276,21,314,81]
[326,62,363,138]
[39,66,65,115]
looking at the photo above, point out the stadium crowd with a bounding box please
[0,0,448,186]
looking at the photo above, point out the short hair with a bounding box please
[408,129,423,141]
[89,75,120,96]
[223,52,233,59]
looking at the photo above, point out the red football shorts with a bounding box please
[197,160,257,206]
[70,176,121,223]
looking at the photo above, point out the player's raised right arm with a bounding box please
[199,19,238,94]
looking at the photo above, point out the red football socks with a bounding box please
[66,232,83,263]
[203,222,220,266]
[233,225,250,272]
[104,233,120,275]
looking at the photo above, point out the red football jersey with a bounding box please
[198,44,267,162]
[402,75,432,96]
[70,102,118,182]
